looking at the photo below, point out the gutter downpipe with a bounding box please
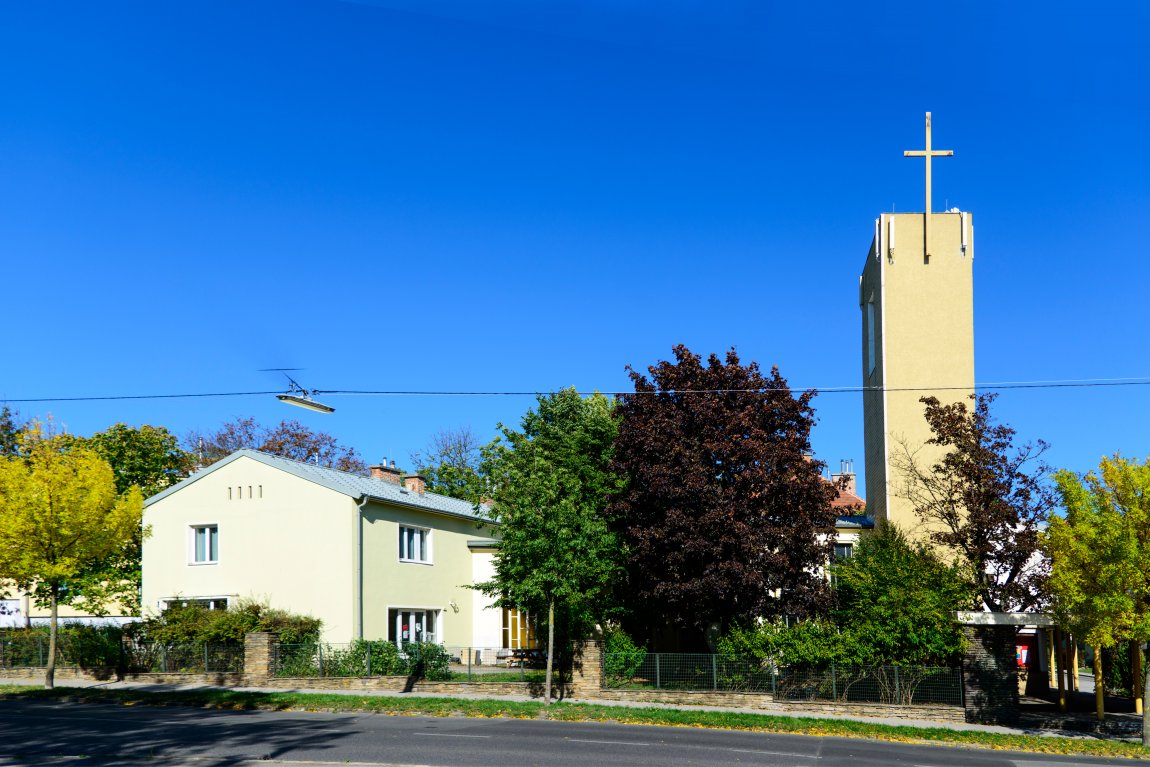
[355,495,371,640]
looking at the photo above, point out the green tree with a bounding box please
[1046,456,1150,742]
[718,524,972,669]
[894,393,1054,612]
[0,406,22,457]
[0,426,145,688]
[84,423,194,498]
[47,423,192,614]
[833,522,973,666]
[410,426,485,500]
[476,388,624,703]
[609,345,839,649]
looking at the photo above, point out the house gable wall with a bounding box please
[141,455,357,641]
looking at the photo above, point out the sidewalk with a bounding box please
[3,674,1135,741]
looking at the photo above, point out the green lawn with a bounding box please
[0,684,1145,760]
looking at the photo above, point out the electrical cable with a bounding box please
[4,378,1150,404]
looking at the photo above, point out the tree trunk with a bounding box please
[1054,628,1067,713]
[544,599,555,706]
[45,586,58,690]
[1142,642,1149,748]
[1133,639,1144,716]
[1093,644,1104,722]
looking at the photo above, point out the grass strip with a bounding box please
[1,685,1146,760]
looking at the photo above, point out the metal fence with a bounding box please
[0,635,242,674]
[273,641,559,683]
[603,653,962,706]
[121,642,244,673]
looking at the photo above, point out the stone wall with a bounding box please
[0,667,244,687]
[962,625,1019,724]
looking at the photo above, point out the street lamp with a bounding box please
[275,375,335,414]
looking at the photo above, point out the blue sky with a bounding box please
[2,1,1147,494]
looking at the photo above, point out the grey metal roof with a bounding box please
[835,515,875,529]
[145,449,490,522]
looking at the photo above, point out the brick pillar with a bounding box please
[571,639,603,697]
[962,625,1020,724]
[244,632,275,685]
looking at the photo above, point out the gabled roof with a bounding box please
[145,449,488,522]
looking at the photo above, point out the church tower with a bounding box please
[860,113,975,531]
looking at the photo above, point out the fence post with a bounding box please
[366,642,372,678]
[894,666,901,704]
[204,644,210,673]
[39,636,44,668]
[243,632,274,684]
[161,645,167,673]
[655,654,661,689]
[771,664,777,697]
[467,648,472,682]
[318,644,325,677]
[831,662,838,700]
[712,655,718,691]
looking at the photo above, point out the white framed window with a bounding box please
[191,524,219,564]
[161,596,229,611]
[833,542,854,561]
[398,525,431,563]
[388,608,438,645]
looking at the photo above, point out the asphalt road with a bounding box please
[0,699,1133,767]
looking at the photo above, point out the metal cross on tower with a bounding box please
[903,111,953,260]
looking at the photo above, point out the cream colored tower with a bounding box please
[860,113,974,531]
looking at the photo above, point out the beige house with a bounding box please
[141,450,506,647]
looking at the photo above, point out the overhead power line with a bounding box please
[4,377,1150,404]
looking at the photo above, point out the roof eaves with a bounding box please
[143,450,256,507]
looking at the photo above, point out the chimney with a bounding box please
[831,459,857,496]
[403,474,426,494]
[370,457,404,484]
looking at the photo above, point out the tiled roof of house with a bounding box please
[830,487,865,509]
[145,449,488,522]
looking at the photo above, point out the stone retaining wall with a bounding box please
[264,675,570,698]
[588,687,964,723]
[0,667,244,687]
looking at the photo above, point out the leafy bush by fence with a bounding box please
[274,641,452,681]
[274,642,563,683]
[603,652,962,706]
[0,630,243,674]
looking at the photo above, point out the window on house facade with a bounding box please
[162,597,229,611]
[398,525,430,563]
[388,608,437,645]
[833,542,854,561]
[192,525,219,564]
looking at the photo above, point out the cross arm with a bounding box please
[904,150,954,157]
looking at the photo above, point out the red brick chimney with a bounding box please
[403,474,426,494]
[370,459,403,484]
[831,459,857,496]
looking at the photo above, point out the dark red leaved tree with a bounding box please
[609,345,838,649]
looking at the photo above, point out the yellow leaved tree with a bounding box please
[0,425,144,688]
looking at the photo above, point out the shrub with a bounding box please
[602,625,646,682]
[404,641,452,681]
[130,598,321,646]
